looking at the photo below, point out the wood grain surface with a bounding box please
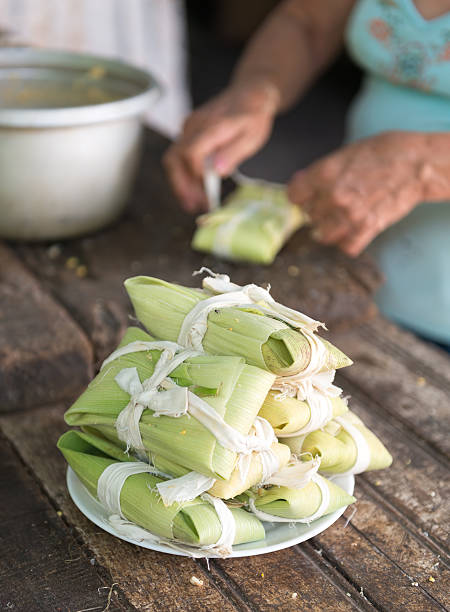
[0,243,93,412]
[0,128,448,612]
[0,430,131,611]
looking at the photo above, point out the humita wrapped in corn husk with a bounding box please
[144,442,291,500]
[259,393,349,437]
[58,430,265,556]
[124,273,352,377]
[241,475,356,522]
[192,180,307,265]
[58,427,353,546]
[65,326,285,489]
[285,411,393,475]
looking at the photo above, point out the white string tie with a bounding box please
[274,370,343,438]
[100,340,184,371]
[97,462,168,518]
[96,462,236,558]
[156,472,216,506]
[178,269,324,352]
[107,342,279,479]
[112,343,201,452]
[200,493,236,557]
[266,454,321,489]
[238,416,280,484]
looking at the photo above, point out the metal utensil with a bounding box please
[203,155,221,210]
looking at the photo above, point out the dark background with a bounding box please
[185,0,363,181]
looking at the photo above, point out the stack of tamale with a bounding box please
[58,271,392,557]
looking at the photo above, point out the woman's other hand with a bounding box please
[287,131,444,256]
[163,81,279,212]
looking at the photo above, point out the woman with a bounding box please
[164,0,450,345]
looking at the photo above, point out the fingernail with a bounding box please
[214,156,228,174]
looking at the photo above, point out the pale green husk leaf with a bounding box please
[286,411,393,473]
[58,430,265,545]
[65,326,275,480]
[192,182,306,265]
[124,276,352,376]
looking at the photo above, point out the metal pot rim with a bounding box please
[0,47,161,127]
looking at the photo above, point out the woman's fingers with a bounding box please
[338,225,376,257]
[312,192,373,245]
[163,145,207,212]
[287,169,317,206]
[164,84,280,210]
[313,212,353,244]
[336,201,389,256]
[164,115,255,211]
[212,124,272,175]
[292,132,428,256]
[290,160,373,248]
[180,117,248,177]
[166,112,273,211]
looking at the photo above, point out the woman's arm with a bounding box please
[231,0,355,112]
[288,130,450,256]
[164,0,356,211]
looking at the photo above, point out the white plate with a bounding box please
[67,467,354,558]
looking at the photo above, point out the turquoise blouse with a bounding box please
[346,0,450,343]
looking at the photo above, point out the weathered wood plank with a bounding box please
[0,243,93,412]
[0,404,365,612]
[3,402,450,611]
[12,130,381,367]
[0,405,242,612]
[331,384,449,549]
[353,481,448,603]
[212,547,365,612]
[331,318,450,459]
[362,318,450,386]
[0,432,132,612]
[313,482,449,612]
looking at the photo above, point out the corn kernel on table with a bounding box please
[0,129,448,612]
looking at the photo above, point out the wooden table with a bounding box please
[0,130,448,612]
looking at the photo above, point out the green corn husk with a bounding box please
[65,326,275,481]
[150,453,191,478]
[192,182,307,265]
[259,393,348,436]
[208,441,291,499]
[78,426,137,463]
[86,424,292,500]
[285,411,393,473]
[58,430,265,546]
[124,276,352,376]
[243,474,355,520]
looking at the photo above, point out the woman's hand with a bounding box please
[163,0,356,213]
[288,131,442,256]
[163,82,279,212]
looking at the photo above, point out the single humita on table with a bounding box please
[192,178,308,265]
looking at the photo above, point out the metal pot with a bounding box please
[0,47,160,240]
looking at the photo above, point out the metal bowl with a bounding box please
[0,47,160,240]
